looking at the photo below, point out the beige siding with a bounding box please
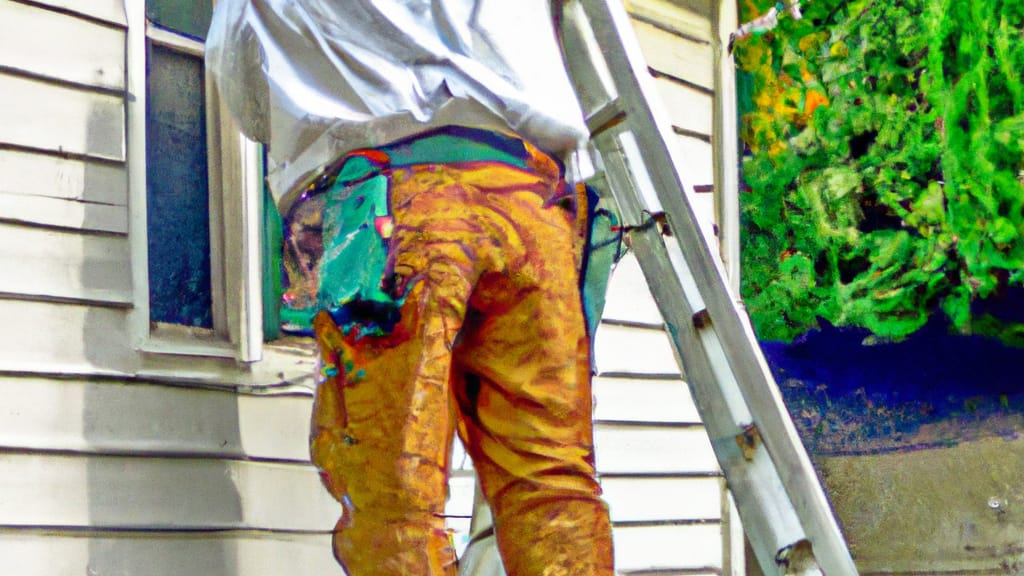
[17,0,126,25]
[0,74,125,161]
[0,192,127,234]
[0,148,126,206]
[0,370,343,574]
[0,532,338,576]
[626,0,712,42]
[0,453,335,531]
[0,1,131,278]
[629,2,717,219]
[588,4,726,573]
[655,77,714,136]
[603,476,722,521]
[0,0,125,90]
[615,525,723,573]
[0,224,131,304]
[594,375,702,424]
[0,371,477,565]
[675,131,716,184]
[596,425,720,475]
[0,299,134,374]
[599,252,664,326]
[595,322,682,376]
[593,255,726,574]
[0,377,312,461]
[632,18,714,89]
[0,1,132,373]
[0,5,341,575]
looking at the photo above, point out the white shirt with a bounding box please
[206,0,590,204]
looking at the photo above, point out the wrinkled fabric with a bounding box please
[309,138,614,576]
[206,0,589,205]
[280,127,540,332]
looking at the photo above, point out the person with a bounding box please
[206,1,615,574]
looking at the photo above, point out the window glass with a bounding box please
[146,44,214,328]
[146,0,213,40]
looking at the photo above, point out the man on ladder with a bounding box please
[207,0,859,574]
[207,1,616,574]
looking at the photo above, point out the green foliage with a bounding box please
[736,0,1024,343]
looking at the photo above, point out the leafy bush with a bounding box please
[736,0,1024,344]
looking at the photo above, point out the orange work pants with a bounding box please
[310,141,614,575]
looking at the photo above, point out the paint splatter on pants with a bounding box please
[310,137,614,575]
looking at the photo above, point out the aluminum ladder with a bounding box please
[555,0,858,573]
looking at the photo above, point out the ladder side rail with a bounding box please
[569,0,857,573]
[619,199,816,573]
[589,137,817,574]
[585,153,812,572]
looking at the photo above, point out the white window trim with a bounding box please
[712,0,741,296]
[126,0,263,363]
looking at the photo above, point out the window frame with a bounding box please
[126,0,264,363]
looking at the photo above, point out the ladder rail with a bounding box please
[561,0,858,573]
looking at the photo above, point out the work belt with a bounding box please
[280,126,569,334]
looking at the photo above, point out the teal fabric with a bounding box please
[579,186,625,339]
[318,172,393,309]
[381,133,529,170]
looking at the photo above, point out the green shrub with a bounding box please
[736,0,1024,343]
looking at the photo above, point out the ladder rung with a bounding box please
[586,99,626,136]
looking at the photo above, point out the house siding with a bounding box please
[589,1,734,573]
[0,2,335,573]
[0,0,135,374]
[0,0,731,574]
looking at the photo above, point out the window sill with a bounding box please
[139,322,236,359]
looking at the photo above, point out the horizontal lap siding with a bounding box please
[603,476,723,522]
[0,74,125,162]
[0,6,355,573]
[655,76,714,136]
[0,147,128,233]
[0,2,131,330]
[0,532,339,576]
[674,132,715,186]
[596,4,723,562]
[600,253,665,326]
[595,245,723,574]
[0,377,312,462]
[0,0,125,90]
[614,524,723,573]
[0,373,476,555]
[632,19,713,91]
[0,299,134,374]
[0,224,131,304]
[0,453,336,532]
[0,148,126,206]
[596,425,719,475]
[0,191,127,234]
[8,0,126,26]
[594,376,702,424]
[629,5,716,237]
[595,323,682,376]
[0,377,349,575]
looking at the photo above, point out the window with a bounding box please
[146,1,214,41]
[127,0,265,362]
[146,38,214,329]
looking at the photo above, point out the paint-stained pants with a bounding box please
[310,142,614,576]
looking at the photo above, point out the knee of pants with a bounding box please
[333,515,458,576]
